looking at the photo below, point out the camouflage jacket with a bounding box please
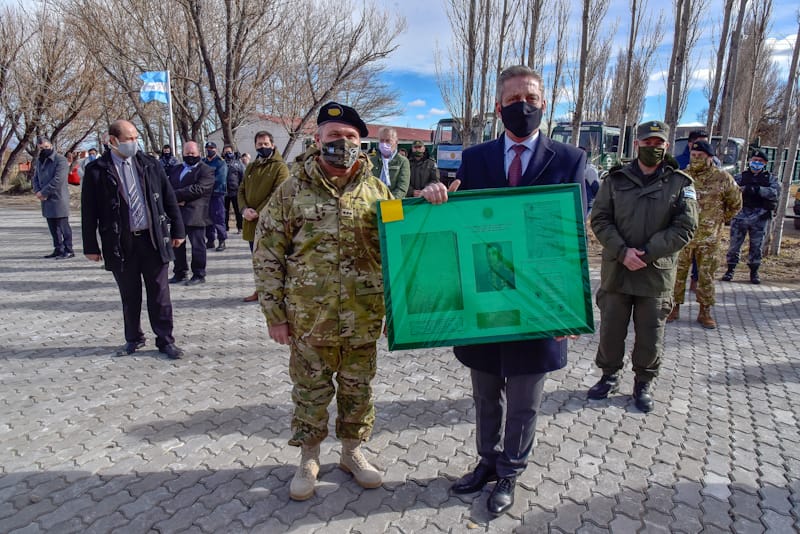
[253,147,393,346]
[685,165,742,244]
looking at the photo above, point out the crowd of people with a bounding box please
[27,63,783,516]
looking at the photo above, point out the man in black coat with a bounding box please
[168,141,214,286]
[222,144,245,233]
[422,65,585,516]
[81,119,186,360]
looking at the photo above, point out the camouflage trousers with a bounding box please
[288,337,377,447]
[726,213,769,266]
[674,241,719,306]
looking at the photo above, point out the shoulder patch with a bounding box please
[683,185,697,200]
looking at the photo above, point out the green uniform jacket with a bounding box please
[370,153,410,198]
[253,147,393,346]
[238,151,290,242]
[591,161,699,297]
[408,154,439,194]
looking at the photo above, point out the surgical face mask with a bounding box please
[637,146,665,167]
[500,101,542,138]
[378,142,393,158]
[113,139,138,159]
[257,147,273,159]
[183,155,200,166]
[88,154,97,161]
[749,160,766,172]
[320,138,360,169]
[223,152,234,160]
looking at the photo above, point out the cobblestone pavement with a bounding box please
[1,206,799,533]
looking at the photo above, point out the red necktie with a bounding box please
[508,144,526,186]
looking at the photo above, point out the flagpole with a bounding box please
[166,70,176,152]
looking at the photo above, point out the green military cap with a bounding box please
[412,140,425,148]
[636,121,669,141]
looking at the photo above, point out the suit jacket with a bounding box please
[32,152,70,218]
[169,162,214,227]
[454,133,586,377]
[81,151,185,272]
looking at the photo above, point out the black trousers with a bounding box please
[112,234,174,348]
[471,369,547,478]
[224,195,242,231]
[46,217,73,254]
[173,226,206,278]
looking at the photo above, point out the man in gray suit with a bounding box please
[33,135,74,259]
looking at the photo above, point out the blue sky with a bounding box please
[381,0,799,131]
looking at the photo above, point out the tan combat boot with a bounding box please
[340,439,382,488]
[289,443,320,501]
[666,304,680,323]
[696,305,717,329]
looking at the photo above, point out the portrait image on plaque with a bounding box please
[378,184,593,350]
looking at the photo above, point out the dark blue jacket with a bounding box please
[203,154,228,195]
[453,134,586,377]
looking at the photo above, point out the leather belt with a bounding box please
[132,230,147,237]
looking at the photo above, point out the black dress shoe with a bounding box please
[169,274,188,284]
[451,463,497,494]
[215,241,226,251]
[185,276,205,286]
[43,251,60,258]
[159,343,184,360]
[587,374,620,400]
[488,477,516,515]
[206,241,215,249]
[56,252,75,259]
[116,340,145,356]
[633,380,654,413]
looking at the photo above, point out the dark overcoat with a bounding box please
[453,134,586,377]
[169,162,214,227]
[81,151,185,272]
[32,152,70,218]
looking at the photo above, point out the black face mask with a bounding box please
[223,152,234,160]
[183,155,201,166]
[257,147,274,159]
[39,149,53,160]
[500,101,542,138]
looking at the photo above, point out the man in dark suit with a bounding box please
[82,119,186,360]
[422,65,585,515]
[168,141,214,286]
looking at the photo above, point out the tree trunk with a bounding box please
[766,20,800,256]
[718,0,747,158]
[664,0,688,147]
[571,0,590,147]
[617,0,637,163]
[706,0,735,134]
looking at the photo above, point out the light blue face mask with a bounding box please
[749,160,766,172]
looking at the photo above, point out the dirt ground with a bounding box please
[4,186,800,285]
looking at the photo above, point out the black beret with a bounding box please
[690,140,714,157]
[751,149,768,161]
[317,101,369,138]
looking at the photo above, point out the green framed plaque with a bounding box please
[377,183,594,351]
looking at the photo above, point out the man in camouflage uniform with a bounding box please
[668,141,741,329]
[252,102,392,501]
[722,150,780,284]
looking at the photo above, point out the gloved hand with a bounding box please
[746,185,760,196]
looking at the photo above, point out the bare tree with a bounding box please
[0,4,31,185]
[545,0,569,130]
[665,0,690,145]
[518,0,550,72]
[265,0,405,157]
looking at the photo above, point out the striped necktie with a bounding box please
[122,161,146,229]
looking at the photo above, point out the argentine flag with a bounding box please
[140,71,170,104]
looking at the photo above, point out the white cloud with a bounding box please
[429,108,447,115]
[408,99,426,107]
[415,114,426,120]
